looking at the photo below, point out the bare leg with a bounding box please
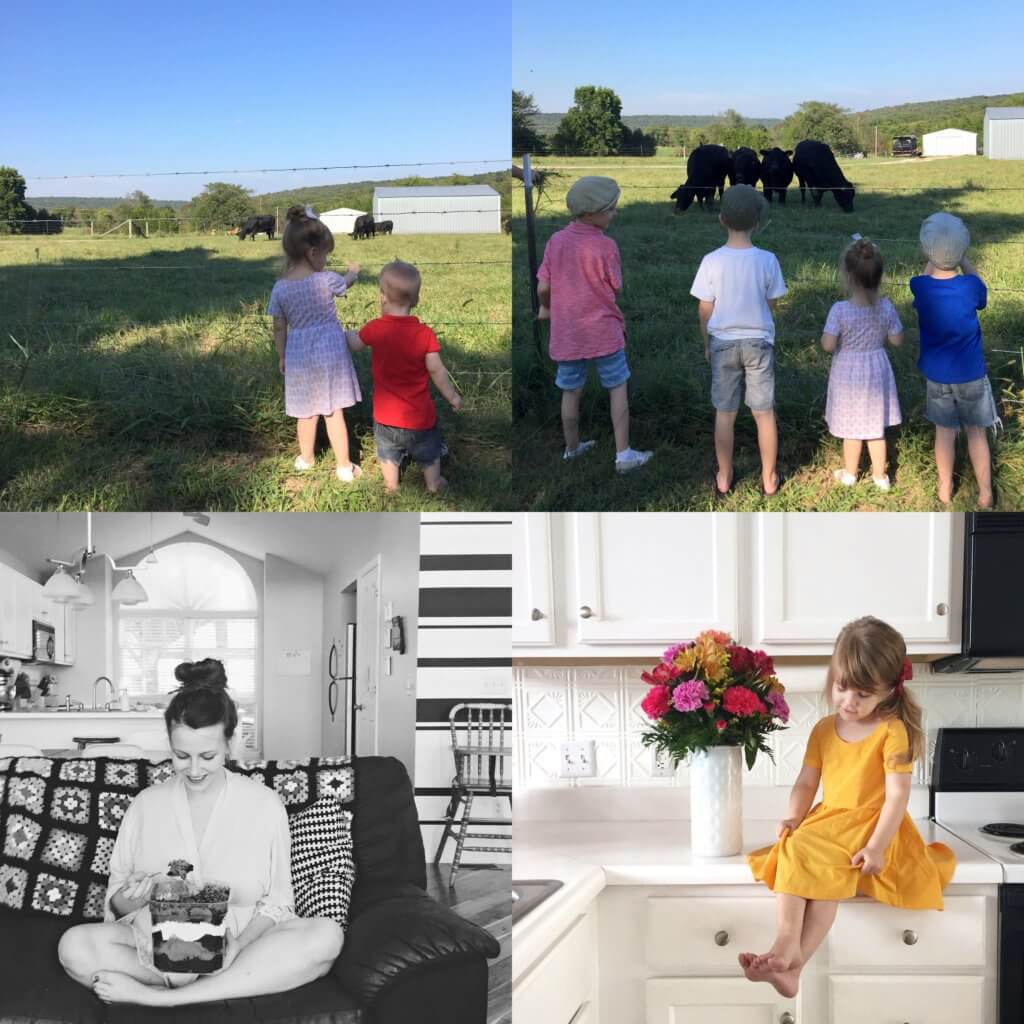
[296,416,318,465]
[843,438,864,477]
[59,922,177,990]
[866,438,887,480]
[422,459,447,493]
[92,918,343,1006]
[934,426,957,504]
[752,408,779,493]
[608,383,630,453]
[714,410,738,492]
[965,426,993,508]
[561,388,583,451]
[738,892,805,979]
[322,409,352,469]
[752,899,838,998]
[379,460,401,493]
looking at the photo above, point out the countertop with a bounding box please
[0,710,164,718]
[513,818,1002,981]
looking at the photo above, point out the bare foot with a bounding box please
[738,952,771,983]
[92,971,169,1006]
[427,475,449,493]
[978,488,994,510]
[764,965,800,998]
[754,938,801,973]
[938,480,953,504]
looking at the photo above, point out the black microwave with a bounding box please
[30,621,56,664]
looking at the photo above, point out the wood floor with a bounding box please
[425,863,512,1024]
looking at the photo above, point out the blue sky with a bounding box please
[513,0,1024,119]
[6,0,508,201]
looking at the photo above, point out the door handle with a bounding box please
[579,605,594,619]
[354,703,365,711]
[530,608,544,621]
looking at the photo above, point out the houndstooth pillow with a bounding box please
[287,796,355,928]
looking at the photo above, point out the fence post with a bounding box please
[522,154,542,357]
[276,207,280,235]
[90,221,94,236]
[145,220,149,238]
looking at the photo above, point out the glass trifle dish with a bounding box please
[149,860,231,973]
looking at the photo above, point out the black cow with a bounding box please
[670,144,731,212]
[238,214,275,240]
[351,214,375,240]
[792,140,855,212]
[728,147,761,188]
[759,148,794,204]
[375,219,394,236]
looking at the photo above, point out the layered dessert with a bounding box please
[150,860,230,973]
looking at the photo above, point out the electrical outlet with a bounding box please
[559,740,596,778]
[651,749,676,778]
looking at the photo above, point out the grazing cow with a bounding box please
[759,148,794,204]
[728,147,761,188]
[375,219,394,236]
[351,214,375,240]
[670,144,731,212]
[238,214,276,240]
[792,140,855,212]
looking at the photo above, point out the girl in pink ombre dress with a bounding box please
[820,237,903,492]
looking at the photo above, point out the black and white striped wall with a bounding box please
[415,513,512,864]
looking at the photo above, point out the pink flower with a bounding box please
[702,701,716,712]
[671,679,710,713]
[728,645,756,676]
[662,642,691,665]
[641,685,672,720]
[721,686,767,717]
[642,662,683,686]
[766,691,790,723]
[752,649,775,678]
[715,719,727,730]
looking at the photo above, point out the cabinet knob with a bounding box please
[579,605,594,619]
[902,929,918,945]
[936,602,948,616]
[530,608,544,621]
[713,930,729,946]
[780,1013,795,1024]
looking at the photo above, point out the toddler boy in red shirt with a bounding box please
[347,260,461,492]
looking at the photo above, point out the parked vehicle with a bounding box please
[892,135,920,157]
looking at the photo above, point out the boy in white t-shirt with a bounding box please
[690,185,787,499]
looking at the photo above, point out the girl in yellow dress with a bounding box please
[741,616,955,997]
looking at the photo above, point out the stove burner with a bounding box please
[1013,842,1024,857]
[980,822,1024,838]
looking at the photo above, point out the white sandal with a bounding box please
[336,464,363,483]
[294,456,314,472]
[832,469,857,487]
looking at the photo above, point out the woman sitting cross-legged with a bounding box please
[57,658,344,1006]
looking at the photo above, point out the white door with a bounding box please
[323,592,356,757]
[755,513,958,650]
[829,975,984,1023]
[574,513,739,645]
[62,604,76,665]
[512,512,555,646]
[647,978,797,1024]
[354,558,381,757]
[0,565,18,656]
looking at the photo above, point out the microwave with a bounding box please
[30,621,56,664]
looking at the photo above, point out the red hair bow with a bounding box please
[895,658,913,694]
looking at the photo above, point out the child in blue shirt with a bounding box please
[909,213,999,509]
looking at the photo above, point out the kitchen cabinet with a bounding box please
[512,513,556,646]
[60,603,76,665]
[573,513,739,646]
[646,978,796,1024]
[754,513,960,652]
[829,975,984,1023]
[513,907,597,1024]
[0,565,33,659]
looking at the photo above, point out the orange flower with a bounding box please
[696,629,734,647]
[766,676,786,693]
[673,647,699,673]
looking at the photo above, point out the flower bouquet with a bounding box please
[639,630,789,771]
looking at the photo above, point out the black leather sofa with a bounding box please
[0,755,499,1024]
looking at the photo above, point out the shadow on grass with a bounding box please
[513,183,1024,510]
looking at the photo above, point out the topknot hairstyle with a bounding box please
[165,658,237,739]
[281,205,335,273]
[841,237,884,294]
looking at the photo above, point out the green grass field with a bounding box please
[0,231,510,510]
[513,154,1024,510]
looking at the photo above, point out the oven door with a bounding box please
[1000,884,1024,1024]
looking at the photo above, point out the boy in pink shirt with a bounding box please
[537,176,653,473]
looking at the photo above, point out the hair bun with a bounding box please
[285,205,307,223]
[173,658,227,692]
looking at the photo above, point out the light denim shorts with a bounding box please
[925,375,999,430]
[709,337,775,412]
[555,349,630,391]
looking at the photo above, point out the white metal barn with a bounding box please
[319,208,367,236]
[922,128,977,157]
[372,185,501,234]
[984,107,1024,159]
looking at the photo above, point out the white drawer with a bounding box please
[646,897,777,972]
[829,896,986,969]
[830,975,984,1023]
[514,911,596,1024]
[647,978,796,1024]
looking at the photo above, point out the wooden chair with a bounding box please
[433,702,512,886]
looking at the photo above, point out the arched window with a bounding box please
[117,542,258,707]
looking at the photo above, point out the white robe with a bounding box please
[104,771,295,961]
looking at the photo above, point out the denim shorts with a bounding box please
[374,421,443,466]
[924,376,999,430]
[555,348,630,391]
[709,337,775,412]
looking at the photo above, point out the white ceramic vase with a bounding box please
[689,745,743,857]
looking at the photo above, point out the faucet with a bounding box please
[92,676,114,711]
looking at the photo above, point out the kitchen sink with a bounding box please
[511,879,563,923]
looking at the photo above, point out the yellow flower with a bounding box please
[673,648,699,673]
[766,676,786,693]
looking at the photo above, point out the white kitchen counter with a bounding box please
[0,710,166,750]
[513,818,1001,982]
[0,711,164,719]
